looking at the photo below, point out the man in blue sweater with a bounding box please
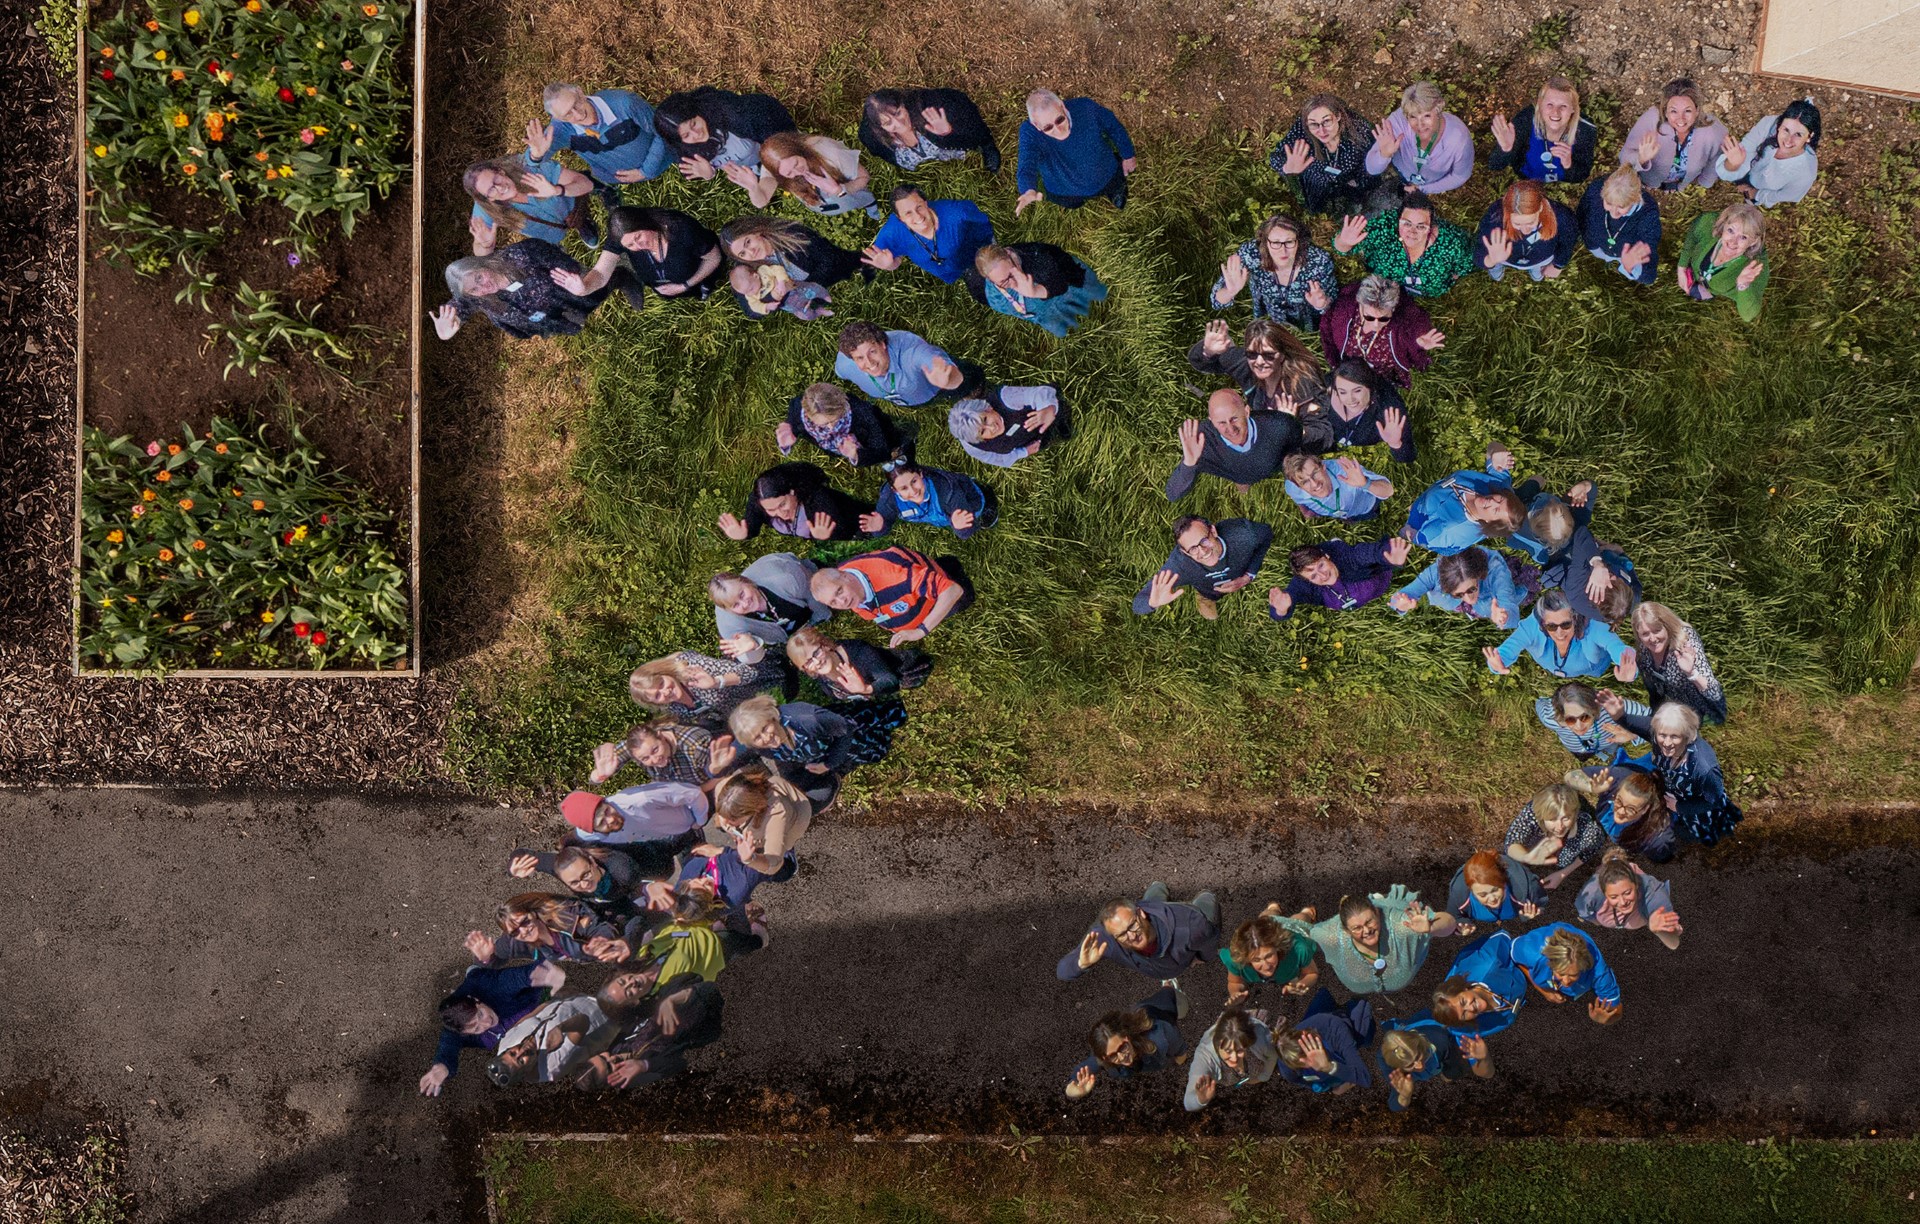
[530,84,673,207]
[1015,90,1138,215]
[862,186,995,285]
[1058,882,1222,1015]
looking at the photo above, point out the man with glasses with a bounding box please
[1331,191,1474,299]
[1164,388,1299,501]
[1485,589,1639,682]
[1015,89,1137,216]
[1132,514,1274,621]
[1057,882,1222,1016]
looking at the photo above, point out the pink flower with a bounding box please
[299,127,315,145]
[132,504,146,517]
[146,441,161,456]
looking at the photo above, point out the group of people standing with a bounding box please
[418,64,1800,1102]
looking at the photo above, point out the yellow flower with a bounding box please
[182,8,199,24]
[93,144,108,157]
[153,48,167,61]
[261,610,275,623]
[183,611,196,621]
[292,524,309,541]
[106,529,124,543]
[277,163,293,176]
[142,489,157,501]
[174,112,190,128]
[100,597,115,608]
[311,125,328,135]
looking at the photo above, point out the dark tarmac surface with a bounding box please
[0,790,1911,1222]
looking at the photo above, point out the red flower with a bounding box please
[319,514,330,524]
[294,622,312,637]
[282,530,295,544]
[207,60,221,73]
[101,68,115,80]
[278,86,296,103]
[311,630,329,646]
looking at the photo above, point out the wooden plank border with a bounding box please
[70,0,427,680]
[1751,0,1920,103]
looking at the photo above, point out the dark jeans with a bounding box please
[1048,165,1128,211]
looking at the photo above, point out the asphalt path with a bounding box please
[0,790,1912,1222]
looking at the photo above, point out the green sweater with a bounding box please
[1354,208,1475,298]
[1678,211,1768,321]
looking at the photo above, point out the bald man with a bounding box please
[1164,388,1302,501]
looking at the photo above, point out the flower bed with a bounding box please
[75,0,422,675]
[77,420,411,671]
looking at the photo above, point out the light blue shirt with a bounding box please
[1509,924,1621,1006]
[833,330,954,406]
[1392,548,1521,622]
[1494,612,1629,678]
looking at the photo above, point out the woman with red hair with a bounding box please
[1445,850,1547,929]
[1473,181,1576,282]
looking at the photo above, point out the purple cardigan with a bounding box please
[1319,283,1434,388]
[1362,110,1475,194]
[1619,107,1728,191]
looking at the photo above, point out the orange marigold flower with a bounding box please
[182,163,198,176]
[304,85,316,95]
[247,0,262,9]
[174,112,190,128]
[178,498,194,510]
[158,548,175,561]
[99,45,114,57]
[362,3,379,14]
[145,19,158,30]
[142,489,157,501]
[251,499,265,510]
[167,443,181,454]
[155,470,171,482]
[252,151,268,162]
[216,442,230,452]
[170,69,185,81]
[106,529,124,543]
[193,539,207,550]
[264,169,277,179]
[183,611,196,621]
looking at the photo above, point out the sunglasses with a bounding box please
[1245,348,1279,362]
[1037,115,1069,133]
[1360,311,1391,323]
[1542,618,1576,632]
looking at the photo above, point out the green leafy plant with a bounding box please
[204,281,372,378]
[83,0,411,261]
[78,418,410,671]
[1529,11,1573,50]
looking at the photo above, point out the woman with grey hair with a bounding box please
[430,239,608,341]
[1318,274,1442,388]
[1601,697,1742,845]
[947,386,1071,468]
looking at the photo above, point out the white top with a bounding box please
[1715,116,1818,207]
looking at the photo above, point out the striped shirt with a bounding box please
[1533,695,1648,758]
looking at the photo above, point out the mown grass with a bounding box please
[445,119,1920,803]
[485,1136,1920,1224]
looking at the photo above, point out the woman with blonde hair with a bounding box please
[465,893,627,967]
[1631,602,1726,724]
[971,243,1108,337]
[1473,180,1577,281]
[1620,77,1727,191]
[1600,696,1743,845]
[777,382,910,471]
[728,693,905,799]
[1577,163,1662,284]
[1490,75,1598,183]
[1577,847,1684,950]
[1676,203,1768,320]
[1210,212,1339,328]
[627,650,785,728]
[736,130,879,218]
[1376,1020,1492,1111]
[1271,93,1379,214]
[1365,80,1476,195]
[1505,781,1607,887]
[1510,923,1623,1024]
[719,215,865,289]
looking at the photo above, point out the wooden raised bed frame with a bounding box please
[70,1,425,679]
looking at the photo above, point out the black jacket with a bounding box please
[742,462,877,541]
[654,87,795,160]
[1487,106,1599,183]
[784,393,910,468]
[858,88,1001,171]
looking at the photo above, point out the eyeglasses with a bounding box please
[1037,115,1069,133]
[1542,618,1576,632]
[1112,912,1147,942]
[1306,114,1338,132]
[1267,236,1299,248]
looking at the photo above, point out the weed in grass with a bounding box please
[1528,12,1573,51]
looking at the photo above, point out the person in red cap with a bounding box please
[555,782,708,877]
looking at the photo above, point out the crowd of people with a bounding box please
[418,66,1806,1104]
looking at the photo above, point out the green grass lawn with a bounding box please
[484,1135,1920,1224]
[446,127,1920,804]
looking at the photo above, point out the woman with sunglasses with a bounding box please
[1270,94,1380,216]
[1188,319,1324,414]
[1318,275,1443,389]
[1484,589,1638,682]
[1209,212,1339,329]
[1331,191,1474,298]
[1533,682,1647,761]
